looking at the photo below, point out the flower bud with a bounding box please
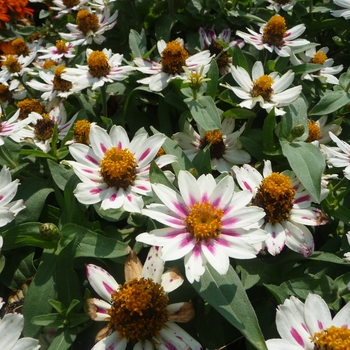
[40,223,60,241]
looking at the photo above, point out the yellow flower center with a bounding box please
[200,129,226,160]
[34,113,55,141]
[12,38,30,57]
[207,41,231,71]
[108,278,169,342]
[0,83,12,102]
[43,60,56,69]
[161,40,189,75]
[62,0,80,7]
[55,40,68,53]
[2,55,22,73]
[311,52,328,65]
[53,66,73,92]
[253,172,295,224]
[251,75,274,101]
[87,51,110,78]
[73,120,91,145]
[99,147,137,189]
[311,326,350,350]
[306,120,321,142]
[76,10,99,35]
[262,15,287,47]
[185,202,224,242]
[17,98,46,120]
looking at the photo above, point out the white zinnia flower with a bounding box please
[37,40,76,62]
[173,117,251,173]
[64,123,176,213]
[222,61,302,116]
[233,160,328,257]
[136,170,266,283]
[236,15,310,57]
[50,0,90,18]
[266,294,350,350]
[266,0,297,12]
[134,38,212,91]
[86,247,202,350]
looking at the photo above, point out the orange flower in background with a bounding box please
[0,0,34,29]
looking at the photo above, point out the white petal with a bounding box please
[92,331,127,350]
[142,246,165,283]
[304,294,332,334]
[0,313,23,349]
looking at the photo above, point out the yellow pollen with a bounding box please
[252,75,274,101]
[185,202,224,242]
[17,99,46,120]
[156,147,165,158]
[100,147,137,189]
[2,55,22,73]
[161,40,189,75]
[311,325,350,350]
[76,10,99,35]
[11,38,30,57]
[262,15,287,47]
[306,120,321,142]
[88,51,110,78]
[55,40,68,53]
[108,278,168,342]
[200,129,226,159]
[0,83,12,102]
[34,113,55,141]
[62,0,80,7]
[311,51,328,65]
[253,172,295,224]
[53,66,72,92]
[73,120,91,145]
[43,60,56,69]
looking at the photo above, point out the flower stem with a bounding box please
[0,145,17,168]
[100,84,108,120]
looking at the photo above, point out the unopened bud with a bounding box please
[40,223,60,241]
[291,124,305,138]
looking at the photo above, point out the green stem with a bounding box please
[100,84,108,121]
[332,177,348,194]
[0,145,17,168]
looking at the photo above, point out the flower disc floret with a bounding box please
[17,98,45,120]
[108,278,169,342]
[252,75,274,100]
[262,15,287,47]
[53,66,73,92]
[11,38,30,57]
[311,51,328,65]
[88,50,110,78]
[76,9,99,34]
[200,130,226,159]
[253,172,295,224]
[73,120,90,144]
[2,55,21,73]
[161,40,189,75]
[55,40,68,53]
[0,83,12,102]
[311,326,350,350]
[63,0,80,7]
[100,147,137,189]
[34,114,55,141]
[306,120,321,143]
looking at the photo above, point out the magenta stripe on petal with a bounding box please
[136,185,148,191]
[85,155,99,165]
[118,141,122,150]
[0,195,3,201]
[163,340,177,350]
[180,234,193,248]
[173,202,187,216]
[293,195,310,204]
[127,195,132,202]
[103,281,114,295]
[97,307,107,314]
[216,238,231,247]
[106,344,115,350]
[100,143,107,153]
[290,327,304,346]
[83,168,93,173]
[243,181,252,192]
[110,193,117,202]
[139,148,151,161]
[90,188,102,194]
[317,320,323,330]
[222,217,239,226]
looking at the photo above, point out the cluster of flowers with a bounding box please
[0,0,350,348]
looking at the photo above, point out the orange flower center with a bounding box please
[2,55,22,73]
[76,10,99,35]
[0,83,12,102]
[200,129,226,159]
[17,98,46,120]
[310,51,328,65]
[12,38,30,56]
[161,40,189,75]
[34,113,55,141]
[311,326,350,350]
[306,120,321,142]
[262,15,287,47]
[43,60,56,69]
[62,0,80,7]
[53,66,73,92]
[88,51,110,78]
[251,75,274,101]
[73,120,91,145]
[55,40,68,53]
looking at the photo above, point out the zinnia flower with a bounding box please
[236,15,310,57]
[136,170,266,283]
[134,38,212,91]
[232,160,328,257]
[64,123,176,213]
[37,40,76,62]
[222,61,302,116]
[172,117,251,173]
[266,293,350,350]
[305,115,342,145]
[86,247,202,349]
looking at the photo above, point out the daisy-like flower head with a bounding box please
[199,28,244,75]
[134,38,212,92]
[26,65,82,101]
[0,165,25,232]
[173,117,251,173]
[64,123,176,213]
[222,61,302,116]
[291,46,343,84]
[59,6,118,46]
[0,297,40,349]
[37,40,76,62]
[324,131,350,180]
[236,15,310,57]
[86,247,202,350]
[50,0,90,18]
[233,160,328,257]
[332,0,350,19]
[9,38,42,59]
[61,48,134,91]
[266,0,297,12]
[306,116,342,145]
[136,170,266,283]
[266,293,350,350]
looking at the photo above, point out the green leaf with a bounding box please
[309,90,350,115]
[31,313,64,327]
[290,63,324,75]
[185,95,221,131]
[129,28,147,57]
[191,148,212,176]
[206,60,219,99]
[309,251,346,264]
[232,45,249,71]
[280,140,325,203]
[20,149,57,160]
[149,161,177,191]
[46,327,78,350]
[263,109,277,154]
[193,264,268,350]
[47,160,74,191]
